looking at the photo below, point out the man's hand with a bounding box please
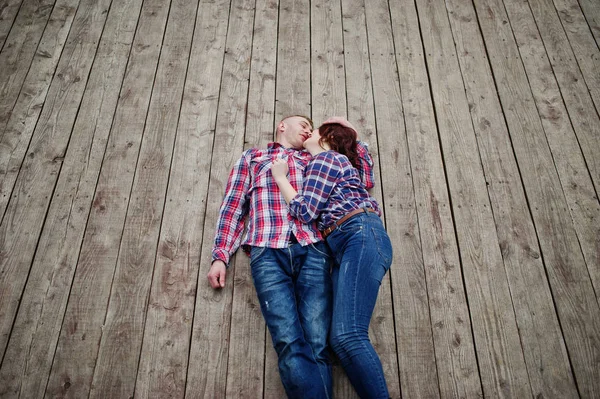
[207,260,227,288]
[271,158,289,181]
[322,116,358,138]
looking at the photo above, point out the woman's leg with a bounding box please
[328,215,392,398]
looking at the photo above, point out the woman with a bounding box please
[271,118,392,398]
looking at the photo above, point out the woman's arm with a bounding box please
[271,158,297,204]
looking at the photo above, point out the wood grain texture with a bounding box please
[0,0,142,396]
[0,0,78,220]
[526,0,600,189]
[388,0,483,397]
[444,0,579,396]
[0,0,24,49]
[577,0,600,45]
[134,1,229,398]
[44,1,170,397]
[549,0,600,114]
[0,0,110,369]
[184,0,254,396]
[504,0,600,320]
[473,0,600,396]
[0,0,54,132]
[415,0,532,396]
[87,0,198,397]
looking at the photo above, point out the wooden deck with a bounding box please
[0,0,598,397]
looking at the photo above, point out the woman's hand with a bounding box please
[271,158,289,181]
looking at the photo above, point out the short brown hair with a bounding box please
[282,115,314,129]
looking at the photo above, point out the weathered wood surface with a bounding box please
[1,0,599,397]
[134,0,229,397]
[0,0,78,220]
[0,0,24,49]
[0,0,110,371]
[473,0,600,396]
[44,0,169,397]
[0,0,142,396]
[445,0,579,396]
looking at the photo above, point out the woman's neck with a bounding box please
[306,142,331,156]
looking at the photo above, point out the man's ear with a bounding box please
[277,121,286,133]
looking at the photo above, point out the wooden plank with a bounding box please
[223,0,277,397]
[0,0,24,50]
[85,0,197,396]
[387,0,483,397]
[577,0,600,47]
[413,0,532,396]
[0,0,110,366]
[183,0,254,396]
[0,0,54,137]
[359,0,443,395]
[443,0,579,396]
[504,0,600,327]
[264,0,312,396]
[133,0,229,397]
[43,1,170,397]
[473,0,600,397]
[0,0,78,231]
[0,0,143,395]
[0,0,79,220]
[526,0,600,192]
[551,0,600,115]
[340,0,401,397]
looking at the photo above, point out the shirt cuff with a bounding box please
[212,249,230,267]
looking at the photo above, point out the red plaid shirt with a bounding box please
[212,142,374,266]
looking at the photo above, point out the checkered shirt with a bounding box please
[288,151,381,231]
[212,142,374,266]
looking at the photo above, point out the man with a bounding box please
[207,115,373,398]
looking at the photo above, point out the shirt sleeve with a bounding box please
[356,141,375,189]
[289,153,341,223]
[211,151,252,266]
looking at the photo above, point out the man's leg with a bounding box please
[250,246,330,399]
[294,242,333,399]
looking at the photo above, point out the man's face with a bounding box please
[279,116,313,149]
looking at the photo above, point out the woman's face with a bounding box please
[303,128,322,149]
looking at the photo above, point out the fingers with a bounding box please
[207,263,226,288]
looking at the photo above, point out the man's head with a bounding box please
[276,115,314,149]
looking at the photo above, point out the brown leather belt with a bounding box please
[321,207,377,238]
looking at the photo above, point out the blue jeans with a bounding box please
[250,241,333,399]
[326,212,392,398]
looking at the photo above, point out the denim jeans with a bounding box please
[326,212,392,399]
[250,241,333,399]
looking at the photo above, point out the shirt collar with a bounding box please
[268,142,311,156]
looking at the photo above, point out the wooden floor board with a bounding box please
[134,1,229,397]
[0,0,141,395]
[0,0,110,370]
[0,0,25,50]
[445,0,579,396]
[44,0,170,396]
[0,0,598,397]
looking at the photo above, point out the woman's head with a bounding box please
[306,123,359,168]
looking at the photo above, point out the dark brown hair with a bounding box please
[318,123,359,169]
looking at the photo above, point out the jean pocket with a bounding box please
[371,227,393,267]
[308,242,332,259]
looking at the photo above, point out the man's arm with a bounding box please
[207,152,252,288]
[356,141,375,189]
